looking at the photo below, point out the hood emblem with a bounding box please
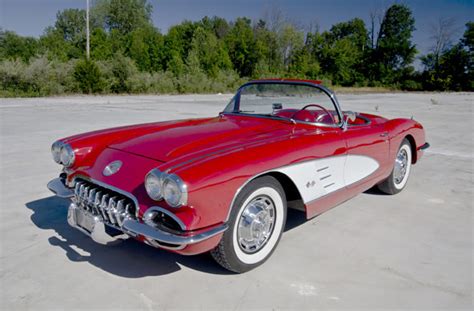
[103,160,122,176]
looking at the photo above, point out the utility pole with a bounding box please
[86,0,90,60]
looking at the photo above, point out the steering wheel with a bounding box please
[291,104,335,124]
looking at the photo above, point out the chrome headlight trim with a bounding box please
[60,143,75,167]
[145,168,165,201]
[163,174,188,208]
[52,141,75,167]
[51,141,64,164]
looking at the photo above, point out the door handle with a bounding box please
[380,132,389,137]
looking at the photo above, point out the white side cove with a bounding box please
[276,155,379,203]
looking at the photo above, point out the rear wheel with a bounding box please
[378,138,412,194]
[211,176,287,273]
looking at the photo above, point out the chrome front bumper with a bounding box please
[48,178,227,248]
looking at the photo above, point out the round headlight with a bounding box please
[163,174,187,208]
[145,169,164,200]
[51,141,63,164]
[59,144,75,167]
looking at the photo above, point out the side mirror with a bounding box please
[342,111,357,131]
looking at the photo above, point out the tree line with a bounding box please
[0,0,472,96]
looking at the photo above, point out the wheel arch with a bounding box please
[404,134,417,164]
[227,170,305,223]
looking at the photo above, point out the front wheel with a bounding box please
[211,176,287,273]
[378,138,412,194]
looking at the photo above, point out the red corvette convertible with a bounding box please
[48,79,429,272]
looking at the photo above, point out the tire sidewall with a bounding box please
[223,176,287,272]
[393,142,412,190]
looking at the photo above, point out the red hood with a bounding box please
[108,116,291,162]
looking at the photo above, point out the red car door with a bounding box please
[341,118,390,191]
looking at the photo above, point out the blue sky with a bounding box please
[1,0,473,57]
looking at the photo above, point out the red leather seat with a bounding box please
[292,110,316,123]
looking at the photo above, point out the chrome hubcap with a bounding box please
[394,148,408,184]
[237,195,276,253]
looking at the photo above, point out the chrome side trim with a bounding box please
[122,220,228,245]
[47,178,74,198]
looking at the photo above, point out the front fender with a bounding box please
[385,118,426,163]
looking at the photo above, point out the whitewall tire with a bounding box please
[378,138,412,194]
[211,176,287,273]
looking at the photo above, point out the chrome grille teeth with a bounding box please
[72,179,136,229]
[93,191,102,216]
[79,184,85,199]
[116,199,125,226]
[74,182,82,196]
[100,194,110,222]
[82,186,90,201]
[87,189,96,212]
[107,196,118,225]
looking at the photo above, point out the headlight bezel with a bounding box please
[145,168,165,201]
[51,141,64,164]
[51,141,75,167]
[163,174,188,208]
[144,169,188,208]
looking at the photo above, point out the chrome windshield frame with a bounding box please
[222,80,344,128]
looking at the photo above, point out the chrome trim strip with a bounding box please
[222,112,341,128]
[122,219,228,245]
[47,178,74,198]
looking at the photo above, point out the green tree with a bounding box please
[55,9,86,42]
[101,0,153,35]
[421,22,473,91]
[225,17,256,77]
[90,28,114,60]
[188,26,231,77]
[311,18,369,85]
[162,21,197,72]
[0,30,39,62]
[370,4,417,84]
[253,20,282,76]
[74,59,104,93]
[279,24,305,69]
[127,26,164,72]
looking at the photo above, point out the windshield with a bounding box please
[224,82,341,126]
